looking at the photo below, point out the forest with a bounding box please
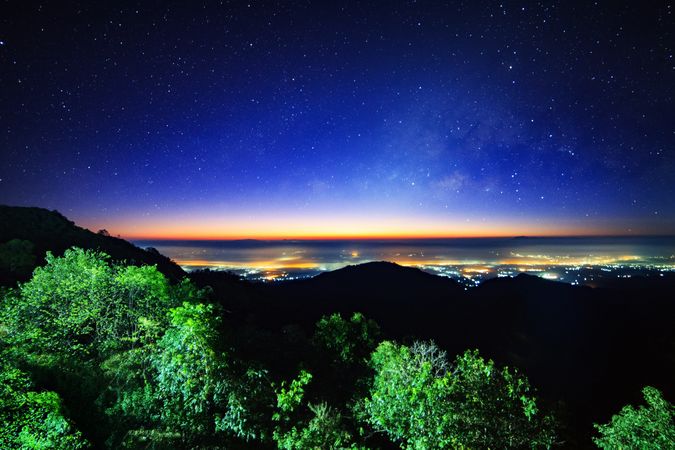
[1,246,673,449]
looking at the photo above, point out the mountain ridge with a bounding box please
[0,205,185,283]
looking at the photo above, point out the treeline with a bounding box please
[0,248,672,448]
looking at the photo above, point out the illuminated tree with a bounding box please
[0,361,88,449]
[593,386,674,448]
[365,341,557,449]
[272,370,355,449]
[313,312,381,368]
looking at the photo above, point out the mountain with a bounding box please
[251,261,464,337]
[299,260,464,302]
[0,205,185,284]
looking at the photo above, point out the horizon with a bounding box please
[5,202,675,240]
[128,230,675,284]
[80,209,674,240]
[129,233,675,242]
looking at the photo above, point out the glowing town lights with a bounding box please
[461,267,491,274]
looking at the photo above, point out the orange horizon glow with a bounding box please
[101,222,644,241]
[77,210,672,241]
[115,227,662,241]
[123,233,593,240]
[120,232,656,240]
[116,228,641,241]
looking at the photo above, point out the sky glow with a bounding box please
[1,2,673,237]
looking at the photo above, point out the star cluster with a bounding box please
[0,1,673,237]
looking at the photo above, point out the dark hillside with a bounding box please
[255,261,466,337]
[0,205,185,284]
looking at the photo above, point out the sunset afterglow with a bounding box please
[78,210,670,241]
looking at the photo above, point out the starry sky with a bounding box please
[1,1,673,238]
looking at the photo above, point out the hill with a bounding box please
[0,205,185,284]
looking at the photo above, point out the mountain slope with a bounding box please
[0,205,185,284]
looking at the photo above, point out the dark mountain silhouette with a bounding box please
[250,261,465,339]
[291,260,464,305]
[0,205,185,284]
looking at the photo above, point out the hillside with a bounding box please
[0,205,185,284]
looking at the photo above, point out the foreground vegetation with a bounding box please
[0,248,672,448]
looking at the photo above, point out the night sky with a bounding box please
[1,1,673,238]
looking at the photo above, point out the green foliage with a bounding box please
[272,370,357,449]
[0,361,88,449]
[593,386,675,448]
[365,341,557,449]
[215,366,275,442]
[153,302,226,437]
[99,317,164,447]
[4,248,115,362]
[103,300,275,447]
[0,246,577,449]
[275,402,355,450]
[274,369,313,419]
[1,248,186,365]
[311,311,381,424]
[268,313,384,449]
[0,248,274,448]
[313,312,381,367]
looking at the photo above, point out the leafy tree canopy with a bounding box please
[593,386,675,448]
[272,370,357,449]
[1,248,196,365]
[0,361,88,449]
[313,312,381,368]
[365,341,557,449]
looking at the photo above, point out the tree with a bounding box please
[2,248,115,363]
[311,312,381,405]
[215,365,275,443]
[272,370,355,449]
[1,248,190,364]
[102,301,276,448]
[0,248,214,447]
[275,401,354,450]
[153,302,226,439]
[365,341,557,449]
[313,312,381,368]
[0,361,88,449]
[593,386,674,448]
